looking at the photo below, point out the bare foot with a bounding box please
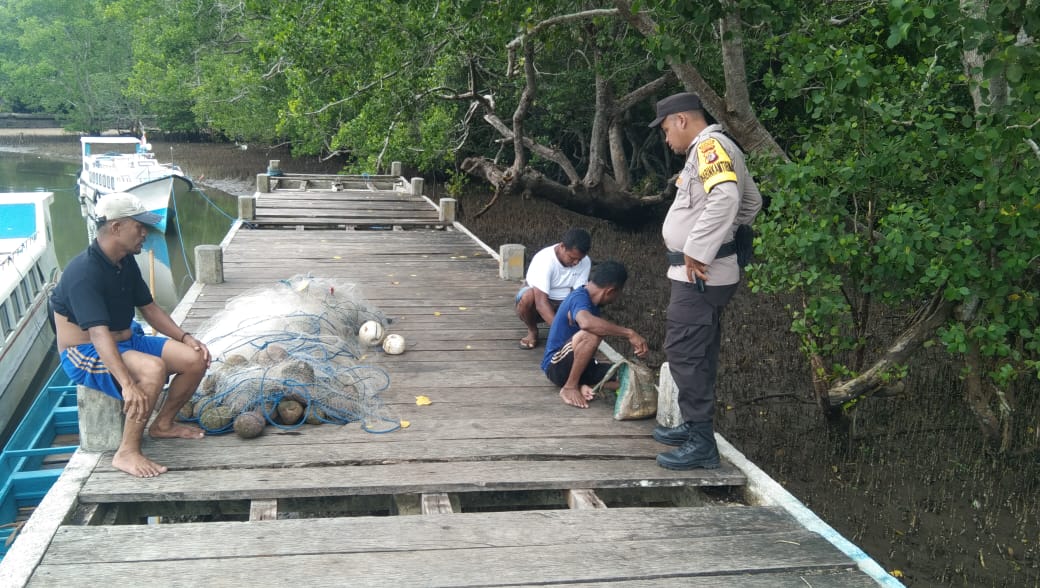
[519,329,538,349]
[560,385,589,408]
[581,385,596,401]
[150,422,205,439]
[112,450,168,478]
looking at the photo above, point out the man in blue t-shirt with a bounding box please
[542,260,648,408]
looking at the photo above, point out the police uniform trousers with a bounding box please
[664,279,738,423]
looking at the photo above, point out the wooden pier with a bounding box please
[0,169,894,586]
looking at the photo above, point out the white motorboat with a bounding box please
[77,135,194,238]
[0,192,60,437]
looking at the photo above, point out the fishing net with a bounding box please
[181,274,399,435]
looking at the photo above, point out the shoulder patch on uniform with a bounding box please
[696,138,737,193]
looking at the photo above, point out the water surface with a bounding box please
[0,150,239,310]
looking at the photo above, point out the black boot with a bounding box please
[656,421,720,470]
[652,421,695,446]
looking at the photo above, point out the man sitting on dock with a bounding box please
[50,193,210,478]
[541,260,649,408]
[515,228,592,349]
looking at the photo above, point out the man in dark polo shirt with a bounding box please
[51,193,210,477]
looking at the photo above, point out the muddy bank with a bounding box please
[0,130,345,198]
[4,130,1037,587]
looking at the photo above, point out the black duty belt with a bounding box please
[666,241,736,266]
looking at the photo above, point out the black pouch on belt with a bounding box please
[735,224,754,267]
[665,250,686,266]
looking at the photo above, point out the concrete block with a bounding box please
[656,362,683,428]
[439,198,456,223]
[238,195,256,220]
[499,244,525,280]
[410,177,424,197]
[77,385,123,452]
[195,245,224,284]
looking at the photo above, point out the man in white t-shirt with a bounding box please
[515,228,592,349]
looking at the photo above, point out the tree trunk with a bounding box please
[584,44,610,187]
[963,342,1003,444]
[461,156,660,223]
[609,119,630,190]
[827,297,956,407]
[614,0,788,160]
[511,39,537,173]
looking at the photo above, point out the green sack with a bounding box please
[593,359,657,420]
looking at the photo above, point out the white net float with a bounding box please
[382,333,406,355]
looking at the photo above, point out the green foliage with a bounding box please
[0,0,135,131]
[751,0,1040,396]
[2,0,1036,412]
[444,168,470,198]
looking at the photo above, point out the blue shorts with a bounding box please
[60,326,168,400]
[515,286,531,306]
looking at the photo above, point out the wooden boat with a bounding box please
[76,135,194,237]
[0,192,60,438]
[0,369,76,560]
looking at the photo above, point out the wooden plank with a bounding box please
[567,489,607,510]
[41,507,809,563]
[257,198,432,207]
[252,213,440,220]
[510,571,881,587]
[94,438,667,471]
[188,288,519,303]
[78,460,746,503]
[219,247,493,257]
[376,399,626,421]
[145,416,653,447]
[256,204,436,213]
[250,217,443,224]
[420,493,454,514]
[218,255,495,265]
[249,211,437,220]
[248,499,278,521]
[233,228,462,238]
[185,298,514,311]
[253,206,437,215]
[29,531,856,587]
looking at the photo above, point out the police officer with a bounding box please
[648,92,762,469]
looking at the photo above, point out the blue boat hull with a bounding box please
[0,368,78,559]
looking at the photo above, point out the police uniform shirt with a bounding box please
[661,124,763,286]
